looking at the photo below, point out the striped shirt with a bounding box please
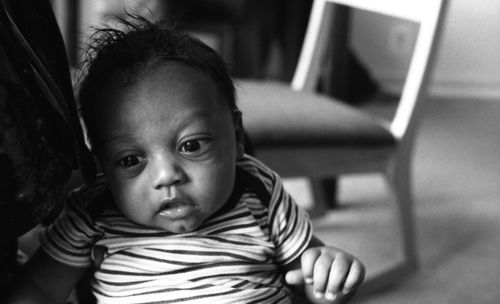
[40,155,313,304]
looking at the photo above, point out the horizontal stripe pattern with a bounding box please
[40,155,312,303]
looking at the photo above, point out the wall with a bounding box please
[350,0,500,100]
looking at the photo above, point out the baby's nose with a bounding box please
[152,157,186,188]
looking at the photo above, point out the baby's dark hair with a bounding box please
[77,15,236,145]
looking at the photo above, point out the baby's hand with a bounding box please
[285,246,365,303]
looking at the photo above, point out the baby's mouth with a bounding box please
[157,198,197,219]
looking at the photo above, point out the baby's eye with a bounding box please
[180,140,201,153]
[179,139,210,156]
[117,155,141,168]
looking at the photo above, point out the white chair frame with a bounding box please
[238,0,448,294]
[289,0,448,293]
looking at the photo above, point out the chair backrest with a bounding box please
[291,0,448,140]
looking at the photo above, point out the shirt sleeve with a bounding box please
[267,172,313,266]
[39,187,103,268]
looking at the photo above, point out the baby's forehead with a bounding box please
[131,61,223,97]
[101,62,229,112]
[144,61,211,84]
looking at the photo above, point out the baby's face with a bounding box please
[94,62,243,233]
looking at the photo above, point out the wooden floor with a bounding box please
[287,97,500,303]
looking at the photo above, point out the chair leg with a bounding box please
[355,153,418,297]
[387,154,418,270]
[307,177,337,217]
[320,177,338,209]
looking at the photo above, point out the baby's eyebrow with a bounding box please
[175,109,214,129]
[96,132,139,151]
[101,133,133,144]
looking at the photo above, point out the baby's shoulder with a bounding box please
[237,154,277,183]
[236,154,282,207]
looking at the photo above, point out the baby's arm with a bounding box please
[283,236,365,303]
[6,249,88,304]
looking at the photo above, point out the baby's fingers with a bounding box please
[284,269,304,285]
[300,248,322,284]
[322,254,351,300]
[342,260,365,293]
[324,258,365,301]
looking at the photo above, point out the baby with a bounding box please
[6,16,364,304]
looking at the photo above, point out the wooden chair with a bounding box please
[237,0,448,293]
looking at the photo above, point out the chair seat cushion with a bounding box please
[237,80,396,149]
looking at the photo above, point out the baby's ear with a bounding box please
[233,110,245,158]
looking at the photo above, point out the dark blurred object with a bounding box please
[164,0,311,79]
[166,0,314,80]
[164,0,274,78]
[0,0,95,296]
[318,5,378,104]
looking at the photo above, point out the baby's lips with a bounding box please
[157,198,197,219]
[158,197,191,211]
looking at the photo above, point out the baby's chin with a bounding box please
[156,218,204,234]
